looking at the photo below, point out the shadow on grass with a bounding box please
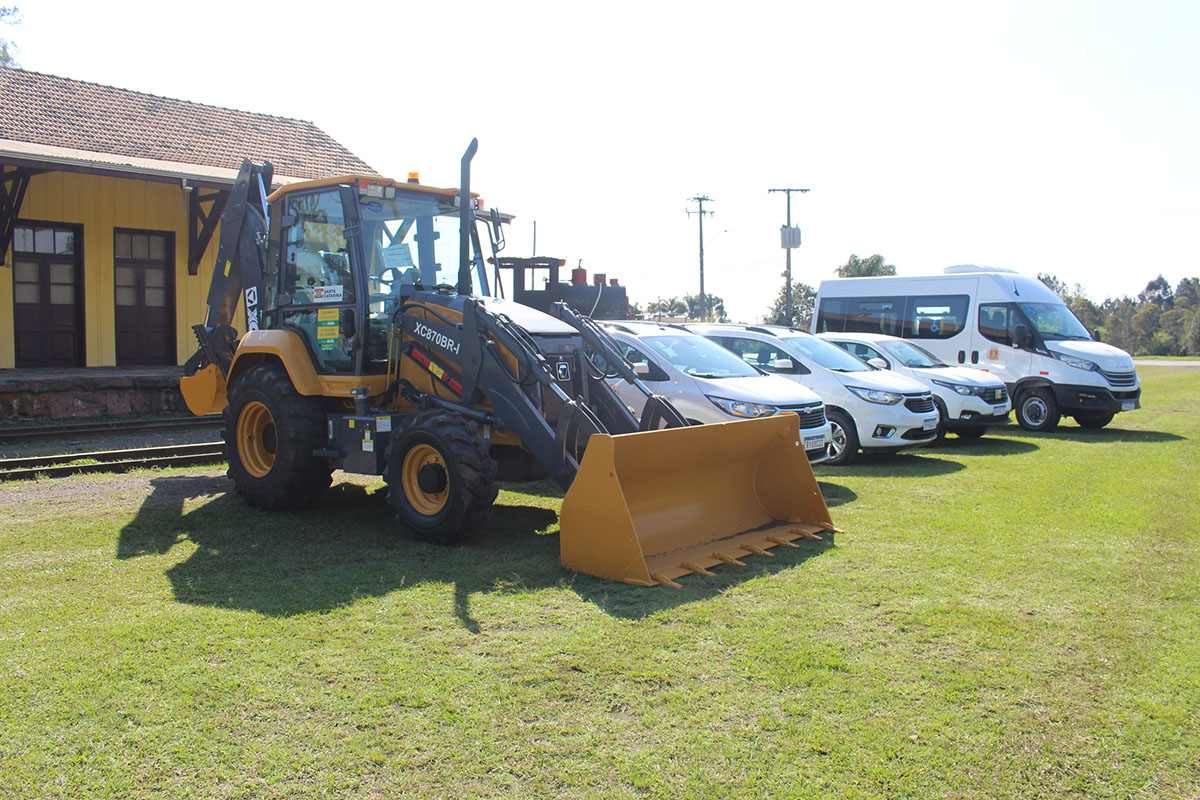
[1038,426,1184,444]
[118,474,838,627]
[822,451,967,477]
[922,434,1040,457]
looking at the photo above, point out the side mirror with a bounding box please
[633,362,651,377]
[1012,323,1029,349]
[867,357,889,370]
[1092,328,1102,342]
[771,357,794,372]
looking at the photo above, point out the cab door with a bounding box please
[975,302,1032,386]
[277,187,363,373]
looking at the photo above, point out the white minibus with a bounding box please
[812,266,1140,431]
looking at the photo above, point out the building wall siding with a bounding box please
[1,171,240,368]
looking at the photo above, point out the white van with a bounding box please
[603,322,834,464]
[685,323,939,466]
[812,266,1141,431]
[818,331,1011,439]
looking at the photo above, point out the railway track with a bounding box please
[0,442,226,481]
[0,416,222,443]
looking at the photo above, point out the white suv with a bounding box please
[685,323,939,466]
[819,332,1012,439]
[603,322,833,464]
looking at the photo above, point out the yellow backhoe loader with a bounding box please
[180,141,837,586]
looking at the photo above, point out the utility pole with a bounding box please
[769,187,809,325]
[687,195,714,321]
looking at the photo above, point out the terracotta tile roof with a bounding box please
[0,66,376,180]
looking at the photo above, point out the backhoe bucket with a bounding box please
[559,414,835,587]
[180,363,228,416]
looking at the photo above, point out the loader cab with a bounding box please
[265,176,505,376]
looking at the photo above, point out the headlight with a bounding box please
[1052,351,1098,371]
[846,386,904,405]
[930,379,973,396]
[706,396,776,418]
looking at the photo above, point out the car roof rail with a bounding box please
[606,322,636,334]
[744,325,779,336]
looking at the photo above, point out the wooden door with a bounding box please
[114,230,176,365]
[11,223,84,367]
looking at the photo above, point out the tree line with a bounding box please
[1037,273,1200,357]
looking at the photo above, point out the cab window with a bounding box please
[283,190,355,306]
[978,303,1013,345]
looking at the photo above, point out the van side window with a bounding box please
[978,303,1012,345]
[814,299,844,332]
[844,297,904,336]
[906,294,968,339]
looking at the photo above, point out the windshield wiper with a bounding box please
[689,372,724,378]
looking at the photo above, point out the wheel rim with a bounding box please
[237,400,277,478]
[1023,397,1048,425]
[829,421,847,457]
[402,444,449,516]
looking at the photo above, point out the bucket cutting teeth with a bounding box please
[741,544,774,557]
[681,562,717,577]
[766,536,801,548]
[788,527,825,541]
[651,573,683,589]
[711,552,748,567]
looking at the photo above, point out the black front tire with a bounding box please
[223,363,332,509]
[824,410,860,466]
[1074,411,1114,429]
[384,410,498,545]
[1015,388,1060,432]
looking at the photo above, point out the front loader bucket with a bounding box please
[559,414,836,587]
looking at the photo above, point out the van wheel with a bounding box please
[1016,388,1060,432]
[1074,411,1114,429]
[825,410,859,466]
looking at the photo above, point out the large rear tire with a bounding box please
[1015,388,1060,432]
[223,363,332,509]
[385,410,498,545]
[824,409,859,466]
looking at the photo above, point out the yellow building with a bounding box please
[0,66,375,369]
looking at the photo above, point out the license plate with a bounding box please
[803,434,827,449]
[922,416,938,431]
[1122,400,1135,412]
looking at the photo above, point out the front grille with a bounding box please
[902,427,936,440]
[986,386,1010,406]
[1100,369,1137,387]
[780,404,827,429]
[903,394,935,414]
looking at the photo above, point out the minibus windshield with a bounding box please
[1018,302,1091,341]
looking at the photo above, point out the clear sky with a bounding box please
[9,0,1199,322]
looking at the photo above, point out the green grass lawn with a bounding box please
[1,368,1197,799]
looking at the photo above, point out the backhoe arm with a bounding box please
[183,159,274,380]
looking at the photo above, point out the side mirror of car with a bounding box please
[771,357,795,372]
[1012,323,1029,349]
[633,362,651,377]
[1092,328,1102,342]
[867,357,889,370]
